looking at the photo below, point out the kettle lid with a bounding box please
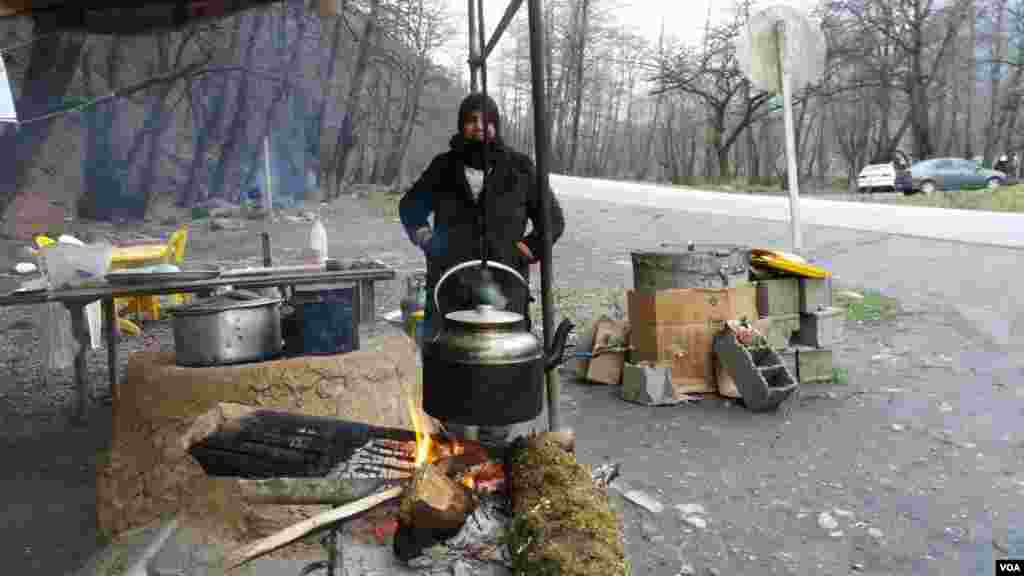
[445,304,523,326]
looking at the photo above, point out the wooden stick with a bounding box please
[226,486,402,570]
[236,477,405,506]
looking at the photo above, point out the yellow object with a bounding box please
[113,226,191,324]
[118,318,142,337]
[35,235,56,249]
[750,249,831,279]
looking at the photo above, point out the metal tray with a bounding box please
[106,266,221,285]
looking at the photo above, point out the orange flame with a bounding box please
[404,394,432,467]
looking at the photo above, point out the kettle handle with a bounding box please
[434,259,528,315]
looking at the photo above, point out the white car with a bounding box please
[857,163,912,193]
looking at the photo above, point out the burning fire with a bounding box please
[405,394,433,467]
[401,394,505,493]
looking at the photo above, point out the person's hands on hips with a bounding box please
[414,227,433,253]
[516,241,537,264]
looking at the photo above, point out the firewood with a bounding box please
[393,461,478,562]
[235,477,397,506]
[506,434,628,576]
[398,461,477,532]
[225,486,402,570]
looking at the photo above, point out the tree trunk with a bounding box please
[330,0,380,198]
[984,0,1009,166]
[382,58,429,187]
[182,16,244,206]
[964,0,977,158]
[566,0,590,175]
[315,4,348,188]
[208,12,266,203]
[0,14,86,219]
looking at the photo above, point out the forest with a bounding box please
[0,0,1019,223]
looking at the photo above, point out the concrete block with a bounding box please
[756,278,800,317]
[794,306,845,348]
[753,314,800,349]
[796,346,835,384]
[799,277,833,314]
[621,362,679,405]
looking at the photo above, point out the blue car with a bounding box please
[910,158,1006,195]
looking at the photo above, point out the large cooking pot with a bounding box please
[169,290,283,367]
[422,260,573,426]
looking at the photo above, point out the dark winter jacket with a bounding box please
[399,134,566,326]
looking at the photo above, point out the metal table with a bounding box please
[0,268,395,425]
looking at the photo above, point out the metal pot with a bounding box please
[422,260,573,426]
[169,290,283,367]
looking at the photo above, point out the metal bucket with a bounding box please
[631,244,750,292]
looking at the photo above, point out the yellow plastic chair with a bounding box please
[34,235,142,337]
[113,226,191,322]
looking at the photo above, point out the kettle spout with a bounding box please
[544,318,576,371]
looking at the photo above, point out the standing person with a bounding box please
[398,93,566,442]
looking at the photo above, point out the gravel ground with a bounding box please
[1,191,1023,575]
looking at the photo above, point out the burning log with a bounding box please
[506,434,628,576]
[394,461,478,561]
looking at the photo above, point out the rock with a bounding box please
[829,530,844,538]
[852,562,865,571]
[868,527,884,540]
[209,218,245,231]
[818,512,839,531]
[675,503,706,517]
[833,508,854,518]
[939,401,953,413]
[890,424,905,432]
[614,483,664,514]
[685,516,708,529]
[678,564,696,576]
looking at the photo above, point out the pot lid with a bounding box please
[445,304,523,326]
[169,291,281,316]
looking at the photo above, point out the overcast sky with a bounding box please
[435,0,820,83]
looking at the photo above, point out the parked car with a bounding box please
[857,162,912,193]
[909,158,1006,195]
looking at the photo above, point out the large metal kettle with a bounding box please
[422,260,573,426]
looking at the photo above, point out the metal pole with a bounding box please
[467,0,478,92]
[264,135,274,221]
[776,21,802,252]
[526,0,559,432]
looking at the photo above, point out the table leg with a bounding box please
[104,297,119,403]
[358,280,375,325]
[66,302,91,425]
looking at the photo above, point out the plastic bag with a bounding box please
[39,237,109,350]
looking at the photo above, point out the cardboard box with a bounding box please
[585,317,628,385]
[793,306,845,348]
[756,278,800,317]
[628,284,758,326]
[753,314,800,349]
[799,277,833,314]
[630,323,717,394]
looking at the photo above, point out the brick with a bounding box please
[793,306,845,348]
[756,278,800,317]
[799,277,833,314]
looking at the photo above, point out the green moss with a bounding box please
[506,437,628,576]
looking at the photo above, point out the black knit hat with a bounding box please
[457,92,501,140]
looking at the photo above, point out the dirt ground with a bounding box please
[1,192,1022,575]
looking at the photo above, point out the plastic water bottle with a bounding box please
[308,206,328,267]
